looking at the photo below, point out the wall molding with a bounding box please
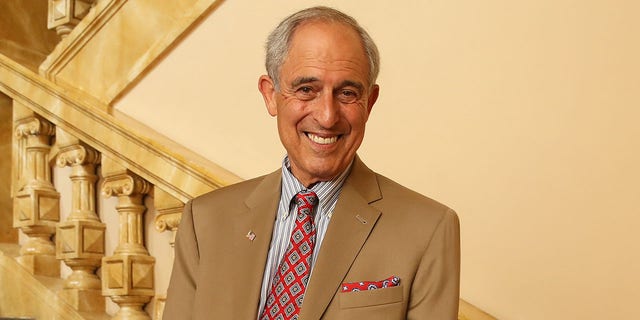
[41,0,129,83]
[39,0,224,105]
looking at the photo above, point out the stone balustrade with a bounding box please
[4,104,183,319]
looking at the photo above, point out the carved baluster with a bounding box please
[153,189,184,320]
[13,110,60,277]
[101,156,154,319]
[48,0,96,38]
[153,189,183,250]
[55,128,105,311]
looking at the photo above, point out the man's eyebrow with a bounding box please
[337,80,364,92]
[290,77,319,87]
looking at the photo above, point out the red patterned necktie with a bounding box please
[261,190,319,320]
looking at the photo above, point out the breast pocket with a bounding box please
[339,284,403,308]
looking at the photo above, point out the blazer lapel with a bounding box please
[230,170,281,319]
[299,157,382,319]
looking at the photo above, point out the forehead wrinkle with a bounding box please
[296,53,366,70]
[282,46,370,89]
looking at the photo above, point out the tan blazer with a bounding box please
[163,157,460,319]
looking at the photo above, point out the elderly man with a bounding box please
[164,6,460,320]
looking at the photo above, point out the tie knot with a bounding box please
[295,190,318,213]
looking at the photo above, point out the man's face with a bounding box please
[259,21,379,187]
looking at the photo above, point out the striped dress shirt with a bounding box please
[257,156,352,317]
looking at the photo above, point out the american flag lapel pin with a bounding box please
[246,230,256,241]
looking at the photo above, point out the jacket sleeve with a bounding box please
[408,208,461,320]
[163,200,199,320]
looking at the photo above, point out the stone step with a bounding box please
[0,243,110,320]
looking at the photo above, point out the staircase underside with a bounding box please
[0,243,109,320]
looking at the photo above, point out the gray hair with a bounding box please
[265,6,380,90]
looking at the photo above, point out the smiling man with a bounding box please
[164,6,460,320]
[258,19,378,188]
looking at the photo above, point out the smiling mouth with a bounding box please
[306,132,339,145]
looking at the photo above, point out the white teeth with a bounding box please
[308,133,338,145]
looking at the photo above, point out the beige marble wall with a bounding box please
[0,0,59,71]
[0,94,17,243]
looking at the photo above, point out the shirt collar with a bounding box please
[278,155,352,219]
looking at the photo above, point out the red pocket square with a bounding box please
[341,275,400,292]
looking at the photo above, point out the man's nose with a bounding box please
[313,91,340,128]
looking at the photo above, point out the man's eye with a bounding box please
[294,86,316,100]
[338,90,358,103]
[298,86,313,94]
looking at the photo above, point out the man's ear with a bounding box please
[366,84,380,115]
[258,75,278,116]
